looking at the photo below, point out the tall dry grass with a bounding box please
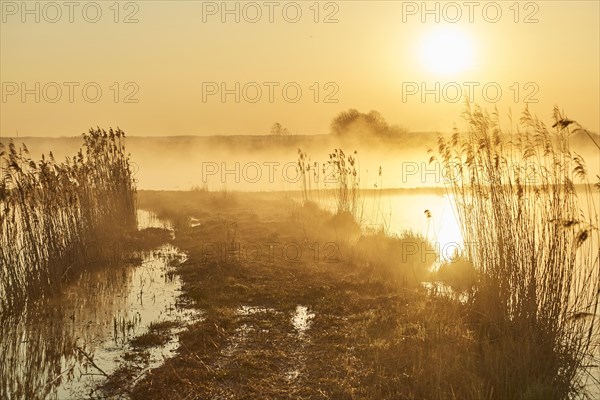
[297,148,319,205]
[0,128,137,314]
[431,104,599,398]
[325,148,361,218]
[296,147,363,221]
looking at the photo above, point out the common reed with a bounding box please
[325,148,361,219]
[430,104,599,398]
[297,148,318,205]
[0,128,137,314]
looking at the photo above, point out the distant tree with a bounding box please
[330,109,360,136]
[270,122,289,136]
[330,109,406,138]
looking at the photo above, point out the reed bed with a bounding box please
[431,105,600,399]
[0,128,136,314]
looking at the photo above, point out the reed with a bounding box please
[430,104,599,398]
[297,148,318,205]
[0,128,137,314]
[325,148,361,219]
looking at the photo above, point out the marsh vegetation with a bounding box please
[1,106,599,399]
[0,128,136,312]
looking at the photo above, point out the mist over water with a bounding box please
[4,132,598,191]
[3,133,597,256]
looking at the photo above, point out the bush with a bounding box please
[437,253,477,293]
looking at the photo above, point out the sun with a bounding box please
[419,26,475,76]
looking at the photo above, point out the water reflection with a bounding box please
[361,192,463,257]
[308,190,464,261]
[0,210,198,399]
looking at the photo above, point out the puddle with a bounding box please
[137,210,174,231]
[422,281,469,303]
[0,210,199,399]
[236,305,275,316]
[291,305,315,335]
[285,369,301,380]
[190,217,202,228]
[285,305,314,382]
[220,306,276,358]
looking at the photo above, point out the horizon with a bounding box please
[1,128,598,139]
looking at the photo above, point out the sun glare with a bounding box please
[419,26,475,76]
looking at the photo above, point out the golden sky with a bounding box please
[1,0,599,136]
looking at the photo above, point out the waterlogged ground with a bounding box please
[3,192,598,399]
[0,210,200,399]
[128,190,599,400]
[126,191,482,399]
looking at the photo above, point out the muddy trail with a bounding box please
[113,191,475,400]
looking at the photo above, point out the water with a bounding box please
[291,305,315,336]
[360,191,463,257]
[309,190,464,262]
[0,210,199,399]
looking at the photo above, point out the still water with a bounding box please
[311,190,464,262]
[0,211,199,399]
